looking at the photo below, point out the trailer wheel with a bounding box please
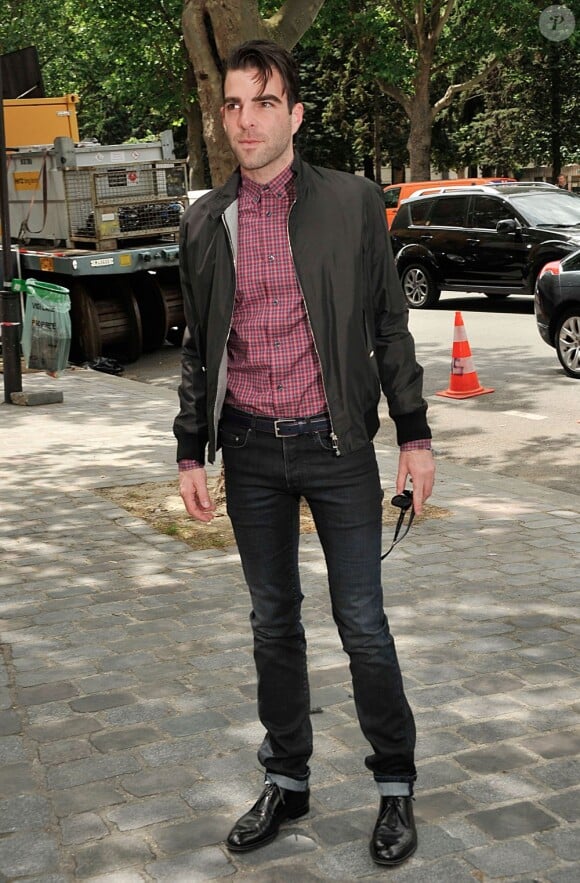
[155,269,185,346]
[69,278,143,363]
[68,281,101,362]
[95,279,142,363]
[134,272,168,353]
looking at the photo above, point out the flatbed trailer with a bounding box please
[15,241,183,362]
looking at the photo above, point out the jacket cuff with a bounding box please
[175,432,207,465]
[394,407,432,446]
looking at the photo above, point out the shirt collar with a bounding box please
[240,163,295,202]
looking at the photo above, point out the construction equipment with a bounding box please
[2,91,189,363]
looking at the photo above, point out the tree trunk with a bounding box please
[182,0,244,185]
[185,99,205,189]
[407,112,432,180]
[406,69,433,180]
[181,62,206,189]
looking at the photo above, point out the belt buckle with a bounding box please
[274,418,298,438]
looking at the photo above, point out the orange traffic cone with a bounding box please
[436,311,494,399]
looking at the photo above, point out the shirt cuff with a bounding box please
[178,459,204,471]
[400,439,432,452]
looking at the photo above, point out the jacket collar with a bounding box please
[205,152,310,219]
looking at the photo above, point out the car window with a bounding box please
[510,191,580,226]
[469,196,514,229]
[409,199,435,226]
[425,196,468,227]
[383,187,401,209]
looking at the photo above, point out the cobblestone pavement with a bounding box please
[0,367,578,882]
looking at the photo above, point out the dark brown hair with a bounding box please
[224,40,301,110]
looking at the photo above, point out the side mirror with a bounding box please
[496,218,521,234]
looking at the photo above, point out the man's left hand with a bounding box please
[396,450,435,516]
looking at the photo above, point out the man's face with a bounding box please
[221,67,303,183]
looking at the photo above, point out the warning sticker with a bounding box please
[13,171,40,191]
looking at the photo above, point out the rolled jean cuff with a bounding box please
[265,773,309,792]
[374,776,415,797]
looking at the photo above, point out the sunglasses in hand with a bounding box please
[381,489,414,560]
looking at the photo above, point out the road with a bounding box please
[123,291,580,497]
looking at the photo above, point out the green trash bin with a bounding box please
[15,278,72,375]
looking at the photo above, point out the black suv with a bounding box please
[390,183,580,308]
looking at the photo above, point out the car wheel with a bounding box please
[555,309,580,379]
[400,263,440,309]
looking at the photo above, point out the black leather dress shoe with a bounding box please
[226,781,310,852]
[370,796,417,866]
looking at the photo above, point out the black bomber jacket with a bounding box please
[173,154,431,464]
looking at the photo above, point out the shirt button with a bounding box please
[274,341,280,348]
[277,384,283,390]
[273,299,279,306]
[268,254,275,262]
[266,210,272,217]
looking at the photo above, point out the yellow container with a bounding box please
[3,94,80,148]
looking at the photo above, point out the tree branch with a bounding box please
[412,0,457,49]
[431,59,498,119]
[265,0,326,47]
[432,0,456,42]
[387,0,416,33]
[412,0,453,55]
[376,77,412,116]
[386,0,423,48]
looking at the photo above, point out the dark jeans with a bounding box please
[220,416,416,795]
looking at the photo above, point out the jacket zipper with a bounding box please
[287,199,341,456]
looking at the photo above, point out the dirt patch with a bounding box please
[96,475,450,552]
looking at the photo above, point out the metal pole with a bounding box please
[0,64,23,402]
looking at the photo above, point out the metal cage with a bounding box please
[63,160,188,248]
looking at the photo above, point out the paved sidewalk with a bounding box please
[0,367,578,883]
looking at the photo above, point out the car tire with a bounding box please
[400,263,440,309]
[555,309,580,379]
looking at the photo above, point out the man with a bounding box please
[174,40,435,867]
[556,173,568,189]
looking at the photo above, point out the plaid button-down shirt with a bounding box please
[224,165,327,418]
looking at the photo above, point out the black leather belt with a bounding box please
[222,407,331,438]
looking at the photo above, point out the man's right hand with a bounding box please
[179,468,216,522]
